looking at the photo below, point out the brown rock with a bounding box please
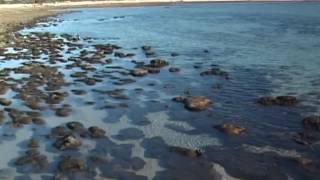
[169,146,202,157]
[0,98,11,106]
[131,68,148,77]
[88,126,106,138]
[58,156,86,172]
[66,121,84,131]
[54,135,82,150]
[257,96,298,106]
[173,96,212,111]
[215,123,246,135]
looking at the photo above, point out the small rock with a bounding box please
[71,89,86,95]
[58,156,86,172]
[0,111,4,124]
[55,107,71,117]
[169,146,202,157]
[15,150,48,170]
[257,96,298,106]
[296,157,313,166]
[84,78,96,86]
[131,68,148,77]
[46,92,66,104]
[0,98,11,106]
[32,117,45,125]
[141,45,151,51]
[54,135,82,150]
[88,126,106,138]
[169,67,180,73]
[171,52,179,57]
[148,59,169,68]
[28,138,39,148]
[0,82,8,95]
[66,121,84,131]
[51,126,70,138]
[200,67,229,78]
[147,68,160,74]
[303,116,320,130]
[215,123,246,135]
[173,96,212,111]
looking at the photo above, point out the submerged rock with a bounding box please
[0,82,8,95]
[0,98,11,106]
[55,106,71,117]
[46,92,66,104]
[171,52,179,57]
[173,96,212,111]
[51,126,71,138]
[141,45,151,51]
[88,126,106,138]
[114,51,135,58]
[148,59,169,68]
[257,96,298,106]
[214,123,246,135]
[303,116,320,130]
[200,67,229,78]
[71,89,87,95]
[131,68,148,77]
[58,156,86,172]
[54,135,82,150]
[15,150,48,170]
[169,146,202,157]
[0,111,4,124]
[141,45,155,57]
[27,138,40,148]
[169,67,180,73]
[66,121,84,131]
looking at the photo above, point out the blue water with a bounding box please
[32,3,320,109]
[1,2,320,180]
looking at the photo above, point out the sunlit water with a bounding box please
[1,2,320,180]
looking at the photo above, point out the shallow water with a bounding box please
[1,2,320,180]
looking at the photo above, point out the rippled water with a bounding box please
[1,2,320,180]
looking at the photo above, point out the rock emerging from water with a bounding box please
[54,135,82,150]
[169,67,180,73]
[55,106,72,117]
[141,45,155,57]
[173,96,212,111]
[257,96,298,106]
[0,82,8,95]
[200,67,229,78]
[66,121,84,131]
[15,150,48,170]
[214,123,246,135]
[88,126,106,138]
[131,68,149,77]
[58,156,86,172]
[303,116,320,130]
[169,146,202,157]
[148,59,169,68]
[0,98,11,106]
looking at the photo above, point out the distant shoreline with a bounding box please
[0,0,318,9]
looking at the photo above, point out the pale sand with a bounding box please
[0,7,58,47]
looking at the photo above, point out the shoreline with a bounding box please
[0,0,318,9]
